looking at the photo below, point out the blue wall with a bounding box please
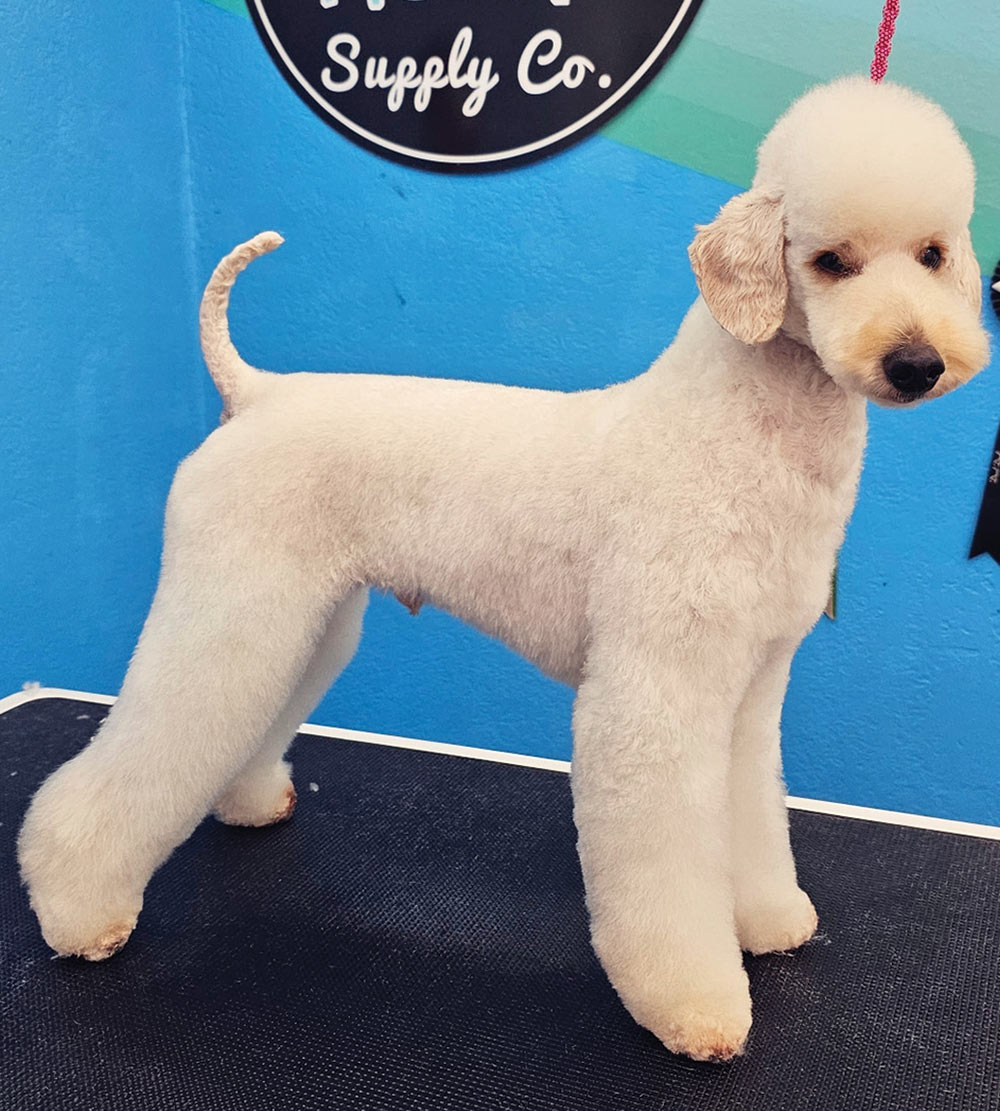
[0,3,204,696]
[2,0,998,824]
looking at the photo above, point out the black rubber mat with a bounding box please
[2,696,998,1110]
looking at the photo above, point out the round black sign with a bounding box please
[248,0,703,172]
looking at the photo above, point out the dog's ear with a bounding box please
[688,190,787,345]
[949,227,983,313]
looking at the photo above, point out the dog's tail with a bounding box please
[200,231,284,417]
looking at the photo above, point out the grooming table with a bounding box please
[2,693,998,1110]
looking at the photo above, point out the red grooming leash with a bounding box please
[870,0,900,82]
[827,0,903,618]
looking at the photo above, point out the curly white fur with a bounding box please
[18,78,989,1062]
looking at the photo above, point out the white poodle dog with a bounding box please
[18,77,989,1061]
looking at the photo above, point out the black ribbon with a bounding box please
[993,259,1000,323]
[970,424,1000,563]
[970,260,1000,564]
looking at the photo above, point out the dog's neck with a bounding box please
[654,298,868,492]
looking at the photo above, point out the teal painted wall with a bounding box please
[211,0,1000,265]
[2,0,999,824]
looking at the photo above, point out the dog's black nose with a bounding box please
[882,344,945,398]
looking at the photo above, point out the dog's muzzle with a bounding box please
[882,343,945,400]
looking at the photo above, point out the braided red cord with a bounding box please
[870,0,900,82]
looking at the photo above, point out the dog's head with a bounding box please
[689,77,990,406]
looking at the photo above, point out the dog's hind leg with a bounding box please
[213,586,368,827]
[18,469,355,959]
[571,625,754,1062]
[729,640,818,955]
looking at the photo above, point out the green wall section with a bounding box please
[204,0,247,14]
[606,0,1000,267]
[203,0,1000,266]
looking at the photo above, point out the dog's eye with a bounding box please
[813,251,850,276]
[919,244,943,270]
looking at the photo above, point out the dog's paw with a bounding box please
[214,762,297,828]
[19,763,144,959]
[597,932,753,1063]
[736,887,818,955]
[37,904,140,961]
[21,836,141,959]
[630,983,753,1062]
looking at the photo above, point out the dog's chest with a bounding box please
[741,373,867,621]
[748,445,863,635]
[657,406,864,637]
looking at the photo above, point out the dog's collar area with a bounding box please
[775,327,818,357]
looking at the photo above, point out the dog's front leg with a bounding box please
[729,640,818,956]
[571,636,752,1062]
